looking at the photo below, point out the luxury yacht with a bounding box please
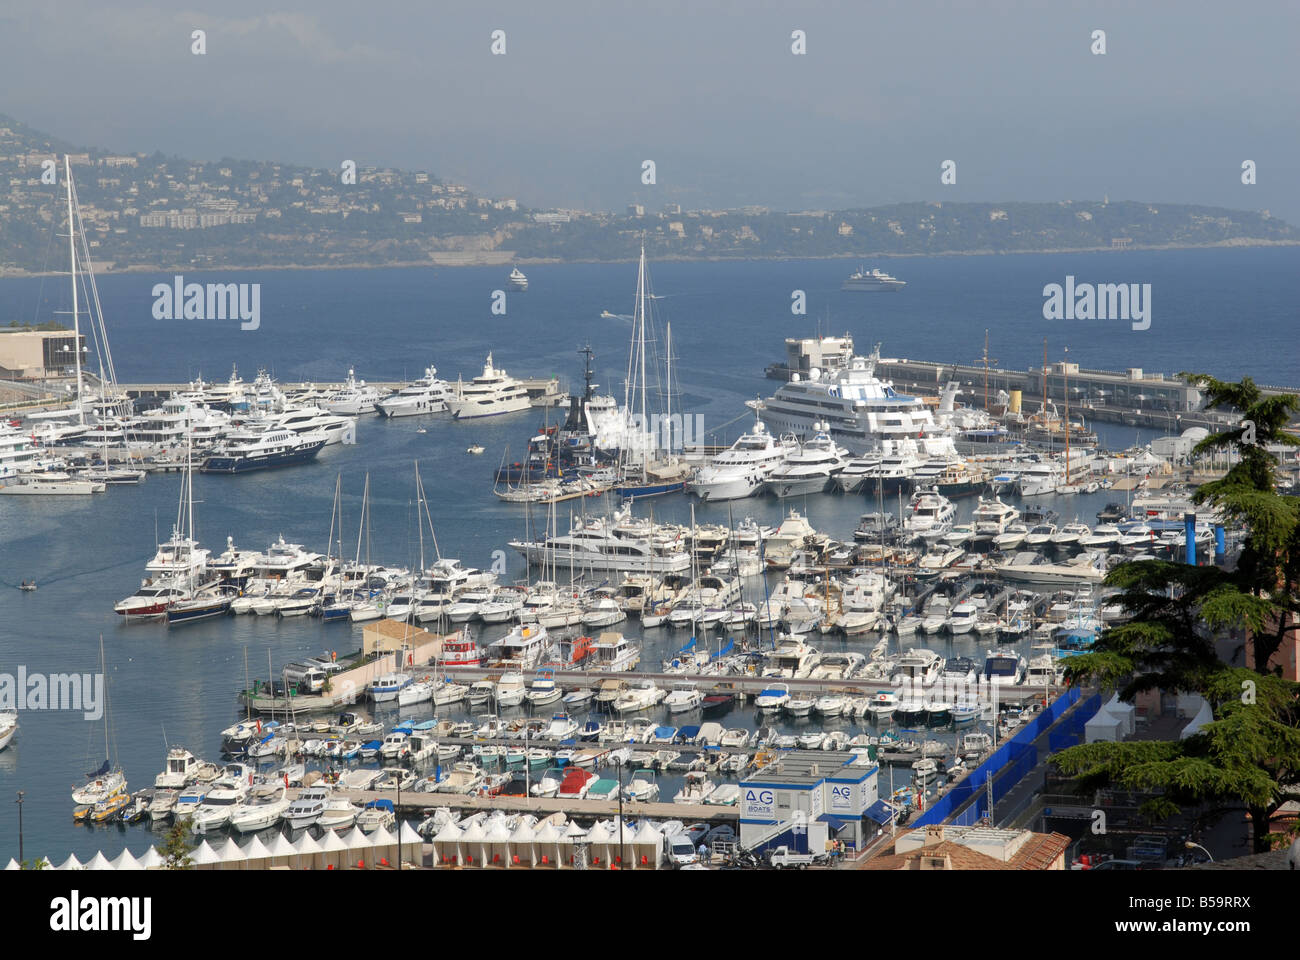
[376,366,453,417]
[757,346,944,454]
[689,417,794,501]
[763,426,847,498]
[902,488,956,541]
[841,266,906,291]
[323,369,385,415]
[448,355,532,419]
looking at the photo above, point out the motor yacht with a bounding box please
[689,417,795,501]
[376,366,453,417]
[448,354,532,419]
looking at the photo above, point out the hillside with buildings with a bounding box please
[0,114,1294,273]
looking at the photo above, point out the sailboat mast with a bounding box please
[65,156,84,425]
[99,635,109,760]
[1063,347,1071,483]
[637,245,648,481]
[665,321,672,456]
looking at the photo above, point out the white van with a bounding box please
[668,833,699,866]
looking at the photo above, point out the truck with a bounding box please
[767,846,829,869]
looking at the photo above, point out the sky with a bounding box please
[2,0,1297,219]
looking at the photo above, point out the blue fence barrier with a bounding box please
[915,688,1083,826]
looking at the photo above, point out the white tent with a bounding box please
[1085,711,1125,743]
[399,821,424,868]
[585,820,611,868]
[209,837,240,862]
[137,847,164,869]
[485,818,513,868]
[4,858,20,871]
[632,820,663,870]
[318,827,350,871]
[190,840,222,868]
[532,820,562,868]
[240,834,273,869]
[1103,694,1136,735]
[508,817,536,867]
[110,849,143,871]
[1180,698,1215,739]
[459,817,488,867]
[369,824,398,868]
[341,827,372,868]
[294,831,323,870]
[264,831,297,869]
[83,851,112,870]
[561,820,588,869]
[55,853,83,871]
[433,819,464,867]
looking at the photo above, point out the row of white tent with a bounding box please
[430,814,665,869]
[7,815,670,871]
[5,822,425,872]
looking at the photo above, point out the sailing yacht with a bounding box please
[376,366,453,417]
[71,638,126,808]
[608,248,694,498]
[689,417,794,501]
[448,355,532,419]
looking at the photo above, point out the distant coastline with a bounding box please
[2,238,1295,280]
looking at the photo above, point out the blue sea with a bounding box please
[0,245,1296,861]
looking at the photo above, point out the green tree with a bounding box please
[157,822,195,870]
[1051,375,1300,853]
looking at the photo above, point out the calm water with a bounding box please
[1,246,1295,860]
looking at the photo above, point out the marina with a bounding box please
[0,243,1293,872]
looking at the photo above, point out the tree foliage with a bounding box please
[1052,375,1300,853]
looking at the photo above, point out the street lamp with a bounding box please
[1185,840,1214,862]
[15,792,24,864]
[616,757,625,869]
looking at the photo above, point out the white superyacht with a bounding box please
[376,366,453,417]
[757,346,942,455]
[448,354,532,420]
[689,417,795,501]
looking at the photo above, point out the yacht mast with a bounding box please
[637,245,648,482]
[1063,347,1071,484]
[665,321,673,460]
[65,156,84,425]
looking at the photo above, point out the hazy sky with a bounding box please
[3,0,1298,219]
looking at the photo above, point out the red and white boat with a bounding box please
[441,629,484,667]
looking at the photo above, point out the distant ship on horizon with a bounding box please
[842,266,905,291]
[508,266,528,290]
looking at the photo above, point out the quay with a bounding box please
[428,665,1055,704]
[317,786,737,824]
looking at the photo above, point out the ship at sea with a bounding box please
[508,267,528,291]
[841,266,905,291]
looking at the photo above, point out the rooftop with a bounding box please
[744,750,860,786]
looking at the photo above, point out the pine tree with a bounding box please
[1051,375,1300,853]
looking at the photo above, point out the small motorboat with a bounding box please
[467,445,485,455]
[18,581,37,592]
